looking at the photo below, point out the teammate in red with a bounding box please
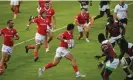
[10,0,20,19]
[95,33,119,80]
[39,1,56,52]
[0,20,19,75]
[38,23,85,78]
[37,0,52,13]
[75,8,93,42]
[26,11,51,62]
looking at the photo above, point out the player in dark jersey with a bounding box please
[94,0,111,20]
[78,0,92,13]
[95,33,119,80]
[105,15,125,47]
[119,39,133,80]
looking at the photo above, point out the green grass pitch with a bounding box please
[0,1,133,80]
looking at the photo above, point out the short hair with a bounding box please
[67,23,75,31]
[7,20,12,24]
[98,33,106,43]
[45,1,50,3]
[107,15,114,24]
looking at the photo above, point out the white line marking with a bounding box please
[14,2,133,47]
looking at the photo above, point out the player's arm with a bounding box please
[105,25,109,39]
[14,33,19,40]
[119,24,125,36]
[26,16,36,31]
[114,5,120,20]
[57,33,69,43]
[52,14,56,29]
[0,29,3,36]
[88,14,94,27]
[95,54,105,60]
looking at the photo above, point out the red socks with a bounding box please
[45,62,54,69]
[0,66,3,70]
[34,52,38,58]
[73,66,79,72]
[27,45,35,49]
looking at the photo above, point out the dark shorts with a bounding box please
[119,18,128,25]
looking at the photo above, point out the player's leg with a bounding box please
[78,32,83,40]
[48,32,53,43]
[3,55,11,69]
[94,11,105,20]
[25,45,35,53]
[46,31,53,52]
[101,68,112,80]
[65,53,85,77]
[121,57,133,79]
[38,57,62,76]
[34,42,41,62]
[18,1,21,13]
[84,26,91,42]
[13,5,19,19]
[0,52,8,74]
[10,1,15,12]
[105,9,111,18]
[77,26,84,40]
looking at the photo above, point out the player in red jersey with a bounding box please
[105,15,125,47]
[95,33,119,80]
[38,23,85,78]
[10,0,20,19]
[75,8,93,42]
[37,0,52,13]
[119,39,133,80]
[39,1,56,52]
[0,20,19,75]
[26,11,51,62]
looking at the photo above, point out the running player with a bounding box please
[26,11,51,62]
[38,23,85,78]
[119,39,133,80]
[10,0,19,19]
[95,33,119,80]
[105,15,125,47]
[78,0,92,13]
[75,8,93,42]
[39,1,56,52]
[0,20,19,75]
[94,0,111,20]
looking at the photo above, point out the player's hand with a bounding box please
[98,62,104,69]
[64,40,70,44]
[26,25,29,31]
[29,16,34,21]
[94,55,101,60]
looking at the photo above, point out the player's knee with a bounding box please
[52,63,57,66]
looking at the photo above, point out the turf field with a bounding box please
[0,1,133,80]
